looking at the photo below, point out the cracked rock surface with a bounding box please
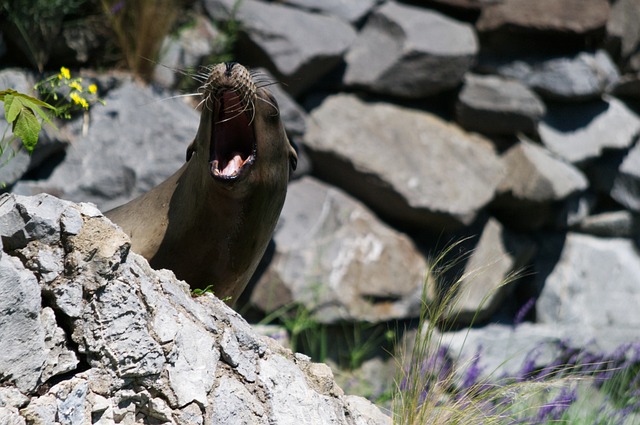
[0,193,390,424]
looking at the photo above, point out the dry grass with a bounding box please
[100,0,180,80]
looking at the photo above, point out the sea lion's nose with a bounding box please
[224,62,239,76]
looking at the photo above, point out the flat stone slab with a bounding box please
[303,93,504,230]
[539,97,640,164]
[205,0,356,96]
[489,51,619,101]
[477,0,610,37]
[456,73,545,135]
[344,1,478,98]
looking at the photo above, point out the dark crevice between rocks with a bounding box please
[360,294,402,305]
[21,150,68,182]
[40,290,91,390]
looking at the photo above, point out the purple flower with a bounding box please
[513,297,536,327]
[516,348,541,382]
[536,386,577,422]
[462,345,484,390]
[110,0,125,14]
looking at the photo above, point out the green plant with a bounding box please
[391,240,640,424]
[100,0,180,80]
[191,284,232,303]
[1,67,104,170]
[34,67,103,119]
[1,89,56,154]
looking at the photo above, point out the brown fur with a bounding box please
[106,63,297,304]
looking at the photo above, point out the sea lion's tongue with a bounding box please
[221,153,244,176]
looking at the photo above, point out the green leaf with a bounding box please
[19,95,55,126]
[12,107,41,153]
[2,89,57,126]
[4,93,21,123]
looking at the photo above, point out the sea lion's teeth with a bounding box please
[211,160,220,175]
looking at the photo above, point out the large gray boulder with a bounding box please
[574,210,640,238]
[536,232,640,352]
[343,1,478,98]
[304,94,503,230]
[610,141,640,212]
[204,0,356,96]
[12,78,199,211]
[493,139,589,229]
[435,218,536,326]
[456,73,545,135]
[607,0,640,68]
[610,74,640,100]
[488,51,619,102]
[477,0,610,47]
[0,192,391,424]
[250,176,429,323]
[539,97,640,164]
[280,0,380,24]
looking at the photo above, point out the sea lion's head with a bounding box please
[187,62,297,191]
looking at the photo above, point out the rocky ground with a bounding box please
[1,0,640,419]
[0,193,389,423]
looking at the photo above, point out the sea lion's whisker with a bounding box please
[161,93,203,102]
[256,94,279,116]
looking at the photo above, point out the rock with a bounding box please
[573,210,640,238]
[333,357,396,407]
[250,176,429,323]
[253,68,308,139]
[204,0,356,96]
[12,77,199,211]
[344,2,478,98]
[304,94,503,230]
[423,0,496,12]
[0,253,46,394]
[477,0,610,50]
[0,192,390,423]
[610,74,640,99]
[607,0,640,68]
[498,140,589,202]
[456,74,545,135]
[493,139,589,229]
[488,50,619,102]
[280,0,380,24]
[436,218,536,325]
[536,232,640,351]
[539,97,640,164]
[610,141,640,212]
[442,323,569,382]
[153,16,223,88]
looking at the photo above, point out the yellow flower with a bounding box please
[69,81,83,92]
[70,92,89,109]
[88,84,98,94]
[59,66,71,80]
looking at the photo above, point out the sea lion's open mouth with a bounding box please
[210,90,256,180]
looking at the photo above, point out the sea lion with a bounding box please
[106,62,297,304]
